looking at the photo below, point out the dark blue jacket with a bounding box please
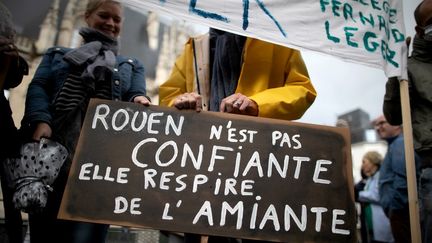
[379,134,421,214]
[22,46,146,127]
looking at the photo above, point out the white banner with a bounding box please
[123,0,407,78]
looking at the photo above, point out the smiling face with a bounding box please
[85,1,123,38]
[374,115,401,140]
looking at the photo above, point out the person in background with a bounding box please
[20,0,150,242]
[159,28,316,243]
[336,118,369,242]
[0,2,29,243]
[358,151,394,243]
[382,1,432,242]
[355,168,370,243]
[374,115,420,243]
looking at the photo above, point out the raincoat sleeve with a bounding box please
[159,40,194,107]
[235,40,316,120]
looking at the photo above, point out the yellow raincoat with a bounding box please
[159,36,316,120]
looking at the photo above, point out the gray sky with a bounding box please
[297,0,422,126]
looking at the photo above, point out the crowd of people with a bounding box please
[355,114,421,243]
[354,1,432,242]
[1,0,431,242]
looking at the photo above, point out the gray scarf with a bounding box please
[209,29,246,111]
[63,27,118,82]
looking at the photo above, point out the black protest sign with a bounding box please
[59,98,356,242]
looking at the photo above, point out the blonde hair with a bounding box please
[85,0,122,16]
[363,151,383,166]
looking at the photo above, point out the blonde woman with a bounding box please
[22,0,150,242]
[359,151,394,243]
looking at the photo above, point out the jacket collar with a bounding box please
[385,133,401,145]
[412,36,432,63]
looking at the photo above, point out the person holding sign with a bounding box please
[383,1,432,242]
[20,0,150,242]
[159,28,316,243]
[159,28,316,120]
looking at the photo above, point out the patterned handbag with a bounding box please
[3,138,68,213]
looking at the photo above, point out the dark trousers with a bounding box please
[389,208,411,243]
[29,215,109,243]
[0,173,24,243]
[0,97,24,243]
[184,233,236,243]
[184,233,271,243]
[28,163,109,243]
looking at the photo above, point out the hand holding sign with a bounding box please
[220,93,259,116]
[174,92,203,112]
[59,99,356,242]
